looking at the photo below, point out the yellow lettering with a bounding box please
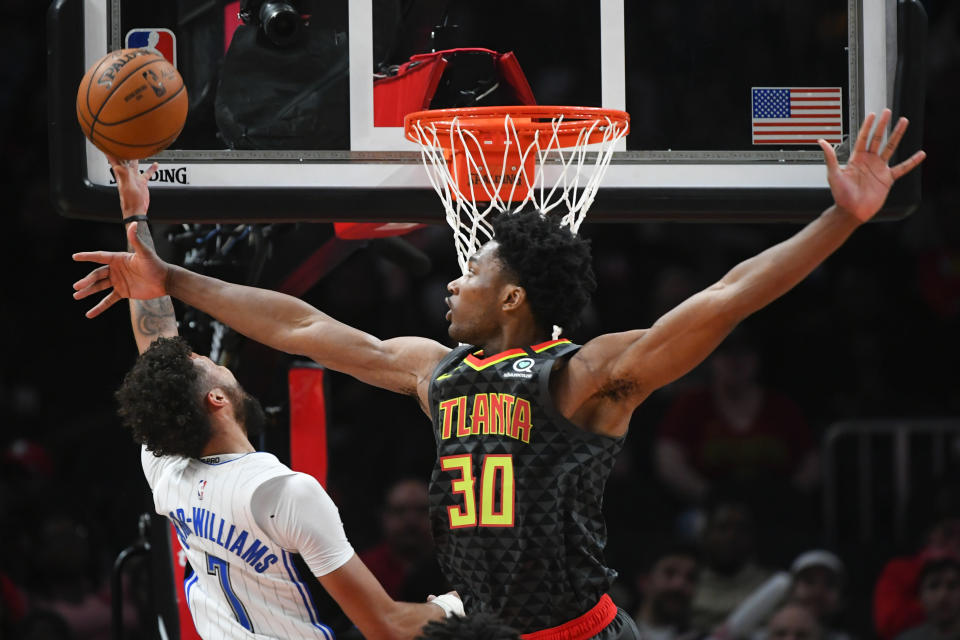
[439,398,458,439]
[487,394,505,435]
[480,455,515,526]
[498,395,515,435]
[440,455,477,528]
[470,394,489,435]
[455,396,470,437]
[511,398,532,442]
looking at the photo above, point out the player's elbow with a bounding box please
[710,279,758,325]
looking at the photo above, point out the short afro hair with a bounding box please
[490,211,596,333]
[116,336,211,458]
[416,612,520,640]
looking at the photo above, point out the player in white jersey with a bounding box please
[82,157,462,640]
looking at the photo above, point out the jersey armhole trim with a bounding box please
[538,344,625,444]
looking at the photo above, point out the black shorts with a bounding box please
[591,608,641,640]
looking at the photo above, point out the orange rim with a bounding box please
[404,105,630,148]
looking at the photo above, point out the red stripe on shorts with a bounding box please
[520,594,618,640]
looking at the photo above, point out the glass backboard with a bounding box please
[48,0,926,223]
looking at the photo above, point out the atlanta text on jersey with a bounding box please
[438,393,533,443]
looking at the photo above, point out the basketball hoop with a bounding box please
[404,105,629,273]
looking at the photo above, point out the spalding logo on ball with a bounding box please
[76,48,188,160]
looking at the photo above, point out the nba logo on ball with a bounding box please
[125,28,177,68]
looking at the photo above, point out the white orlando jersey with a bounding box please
[143,447,354,640]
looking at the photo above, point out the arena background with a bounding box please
[1,1,959,638]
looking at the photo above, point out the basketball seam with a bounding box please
[77,109,94,137]
[83,52,120,122]
[89,56,168,139]
[95,84,186,127]
[90,127,182,149]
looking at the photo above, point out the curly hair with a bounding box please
[491,211,596,333]
[416,612,520,640]
[115,336,211,458]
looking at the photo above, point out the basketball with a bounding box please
[76,48,188,160]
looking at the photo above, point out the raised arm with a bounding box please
[72,157,178,354]
[73,200,450,405]
[566,110,925,429]
[120,160,178,354]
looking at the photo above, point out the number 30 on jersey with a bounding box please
[440,454,515,528]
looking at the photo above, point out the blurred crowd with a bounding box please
[2,0,960,638]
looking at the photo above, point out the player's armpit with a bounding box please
[317,555,446,640]
[552,287,739,424]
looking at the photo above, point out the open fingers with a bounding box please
[880,117,909,161]
[72,264,109,291]
[890,149,926,180]
[867,109,892,153]
[73,250,121,264]
[853,111,876,153]
[85,290,121,319]
[142,162,159,182]
[73,276,113,301]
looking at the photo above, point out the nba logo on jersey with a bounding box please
[197,479,207,500]
[125,28,177,68]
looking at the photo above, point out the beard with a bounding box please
[225,383,267,437]
[241,390,267,437]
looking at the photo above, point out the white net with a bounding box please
[407,110,629,274]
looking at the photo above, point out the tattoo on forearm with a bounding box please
[133,297,177,337]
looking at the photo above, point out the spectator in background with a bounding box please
[715,550,851,640]
[633,541,702,640]
[654,330,819,506]
[788,551,851,640]
[360,477,449,601]
[691,495,773,633]
[763,603,822,640]
[875,485,960,640]
[894,550,960,640]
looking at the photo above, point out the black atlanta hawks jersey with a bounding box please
[428,339,625,634]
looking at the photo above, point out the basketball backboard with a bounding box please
[48,0,926,224]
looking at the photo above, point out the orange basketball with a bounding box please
[76,48,188,160]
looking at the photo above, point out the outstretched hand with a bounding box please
[72,222,170,318]
[106,154,159,217]
[818,108,926,223]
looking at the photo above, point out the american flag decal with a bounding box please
[751,87,843,145]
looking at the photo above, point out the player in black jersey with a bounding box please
[74,110,924,639]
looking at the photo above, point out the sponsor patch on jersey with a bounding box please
[197,479,207,500]
[125,28,177,68]
[502,357,535,379]
[512,358,535,372]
